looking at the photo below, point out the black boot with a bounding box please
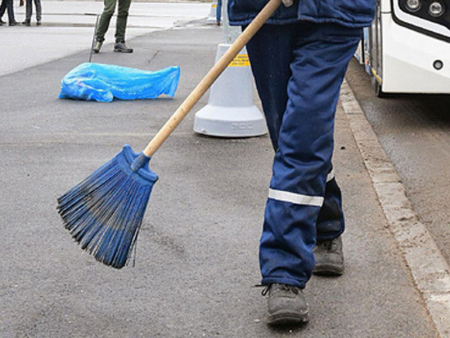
[313,236,344,276]
[262,284,309,326]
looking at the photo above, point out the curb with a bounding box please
[340,79,450,338]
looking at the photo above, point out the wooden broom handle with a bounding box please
[143,0,282,157]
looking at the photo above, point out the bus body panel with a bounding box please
[354,0,450,94]
[381,0,391,12]
[382,15,450,93]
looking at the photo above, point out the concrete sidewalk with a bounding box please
[0,1,210,76]
[0,18,440,338]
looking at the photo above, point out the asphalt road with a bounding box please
[0,18,440,338]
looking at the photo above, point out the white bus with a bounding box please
[354,0,450,96]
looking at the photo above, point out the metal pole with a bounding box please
[88,14,100,63]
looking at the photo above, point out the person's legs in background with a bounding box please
[34,0,41,25]
[93,0,117,52]
[113,0,133,53]
[0,0,6,24]
[23,0,32,25]
[4,0,16,25]
[216,0,222,25]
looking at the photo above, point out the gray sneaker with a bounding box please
[93,40,103,54]
[313,236,344,276]
[263,284,309,326]
[114,41,133,53]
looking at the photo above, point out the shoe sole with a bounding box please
[114,49,133,53]
[266,310,309,326]
[313,264,344,276]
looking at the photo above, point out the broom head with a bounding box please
[57,145,158,269]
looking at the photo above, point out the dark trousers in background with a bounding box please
[216,0,222,23]
[245,22,362,288]
[0,0,15,23]
[25,0,42,22]
[96,0,132,43]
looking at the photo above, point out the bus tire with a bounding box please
[372,76,386,98]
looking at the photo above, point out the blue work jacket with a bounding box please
[228,0,375,28]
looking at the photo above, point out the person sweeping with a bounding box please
[228,0,374,326]
[92,0,134,53]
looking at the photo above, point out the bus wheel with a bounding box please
[372,76,386,98]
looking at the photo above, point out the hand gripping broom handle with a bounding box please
[142,0,282,157]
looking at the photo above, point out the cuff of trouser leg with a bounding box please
[261,277,306,289]
[316,229,344,242]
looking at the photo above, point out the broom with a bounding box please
[57,0,282,269]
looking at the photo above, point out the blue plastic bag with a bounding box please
[58,63,180,102]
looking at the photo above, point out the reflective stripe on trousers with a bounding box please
[246,22,362,288]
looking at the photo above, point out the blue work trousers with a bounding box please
[245,22,362,288]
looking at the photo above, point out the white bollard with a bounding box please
[193,44,267,137]
[206,1,218,25]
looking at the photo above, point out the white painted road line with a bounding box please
[340,79,450,338]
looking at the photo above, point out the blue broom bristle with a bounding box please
[57,145,158,269]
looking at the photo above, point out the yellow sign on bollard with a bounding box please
[229,54,250,67]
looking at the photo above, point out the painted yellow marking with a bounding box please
[371,67,382,84]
